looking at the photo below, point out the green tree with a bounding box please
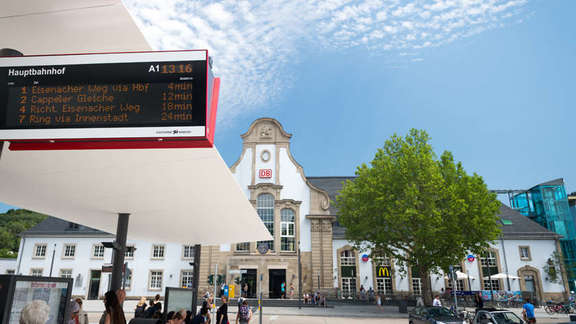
[336,129,501,305]
[0,209,47,258]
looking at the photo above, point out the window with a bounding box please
[481,250,501,290]
[181,270,194,288]
[124,268,133,289]
[125,245,135,259]
[33,244,47,258]
[376,278,393,295]
[152,245,165,259]
[30,268,43,276]
[92,244,105,258]
[6,270,15,274]
[149,271,163,290]
[63,244,76,258]
[411,267,422,295]
[257,194,275,251]
[59,269,72,278]
[280,209,295,252]
[236,242,250,252]
[519,246,531,261]
[183,245,195,259]
[340,250,357,298]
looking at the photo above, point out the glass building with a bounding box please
[510,178,576,289]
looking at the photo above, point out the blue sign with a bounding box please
[224,285,229,296]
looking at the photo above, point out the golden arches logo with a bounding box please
[378,266,390,277]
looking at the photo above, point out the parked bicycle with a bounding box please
[544,301,573,314]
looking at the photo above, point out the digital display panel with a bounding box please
[0,51,212,141]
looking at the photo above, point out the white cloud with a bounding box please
[122,0,528,123]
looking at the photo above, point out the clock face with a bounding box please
[261,150,271,162]
[257,243,269,255]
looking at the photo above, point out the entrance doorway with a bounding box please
[268,269,286,298]
[88,270,101,300]
[241,269,257,298]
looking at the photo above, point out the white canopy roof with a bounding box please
[483,273,521,280]
[0,0,272,245]
[445,271,476,280]
[1,0,150,55]
[0,145,272,244]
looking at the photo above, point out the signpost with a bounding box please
[0,50,219,150]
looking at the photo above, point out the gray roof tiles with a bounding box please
[21,216,112,237]
[307,176,559,240]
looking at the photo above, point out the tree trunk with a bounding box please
[419,268,433,306]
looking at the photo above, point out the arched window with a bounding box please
[280,209,295,252]
[257,193,275,251]
[340,250,357,298]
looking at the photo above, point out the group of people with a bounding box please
[303,291,326,306]
[134,294,163,319]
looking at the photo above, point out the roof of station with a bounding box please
[310,176,559,240]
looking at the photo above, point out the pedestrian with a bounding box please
[144,299,156,318]
[280,282,286,299]
[433,295,442,307]
[201,300,211,324]
[75,298,89,324]
[99,290,126,324]
[289,283,295,299]
[169,311,185,324]
[474,292,484,311]
[19,300,50,324]
[416,296,424,307]
[242,283,248,298]
[522,298,536,324]
[216,296,229,324]
[191,307,209,324]
[135,297,147,318]
[236,300,252,324]
[154,294,161,305]
[68,300,80,324]
[376,294,383,310]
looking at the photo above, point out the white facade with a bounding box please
[333,237,566,300]
[0,258,17,274]
[16,236,197,298]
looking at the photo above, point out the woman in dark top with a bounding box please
[216,296,228,324]
[99,290,126,324]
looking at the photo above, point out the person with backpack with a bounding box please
[236,300,252,324]
[191,307,209,324]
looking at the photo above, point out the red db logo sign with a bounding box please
[259,169,272,178]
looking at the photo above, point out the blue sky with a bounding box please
[1,0,575,212]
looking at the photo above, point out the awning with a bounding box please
[0,145,273,244]
[445,271,476,280]
[483,273,521,280]
[1,0,150,55]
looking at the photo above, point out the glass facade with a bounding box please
[510,179,576,289]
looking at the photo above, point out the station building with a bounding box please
[11,118,570,302]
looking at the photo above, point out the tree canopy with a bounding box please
[0,209,47,258]
[336,129,501,304]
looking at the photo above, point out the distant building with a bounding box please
[12,118,570,302]
[510,179,576,290]
[0,258,16,274]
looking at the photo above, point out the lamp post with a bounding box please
[298,240,302,309]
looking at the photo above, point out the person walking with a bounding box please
[522,298,536,324]
[216,296,229,324]
[376,294,383,310]
[289,283,295,299]
[99,290,126,324]
[68,300,80,324]
[236,300,252,324]
[474,292,484,311]
[280,282,286,299]
[433,295,442,307]
[135,297,147,318]
[75,298,89,324]
[200,300,211,324]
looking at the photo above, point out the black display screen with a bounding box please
[0,55,208,136]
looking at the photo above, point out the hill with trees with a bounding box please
[0,209,47,258]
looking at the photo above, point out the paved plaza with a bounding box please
[81,300,573,324]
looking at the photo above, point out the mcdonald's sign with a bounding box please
[376,266,391,278]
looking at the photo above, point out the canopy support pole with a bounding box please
[110,213,130,293]
[191,244,201,314]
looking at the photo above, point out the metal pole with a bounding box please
[191,244,201,315]
[212,263,218,319]
[500,237,511,291]
[452,268,458,311]
[467,270,472,293]
[489,271,494,305]
[298,241,302,309]
[259,273,263,324]
[49,243,56,276]
[110,213,129,293]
